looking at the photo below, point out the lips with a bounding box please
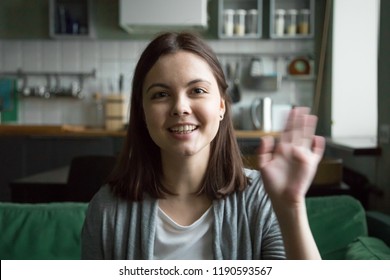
[168,124,198,134]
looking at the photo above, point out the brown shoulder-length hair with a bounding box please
[108,32,249,201]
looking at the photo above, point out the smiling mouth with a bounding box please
[168,125,199,134]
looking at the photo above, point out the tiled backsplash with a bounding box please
[0,39,314,126]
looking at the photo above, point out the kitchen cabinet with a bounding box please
[49,0,95,39]
[218,0,263,39]
[217,0,314,40]
[270,0,314,39]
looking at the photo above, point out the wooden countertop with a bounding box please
[0,124,279,138]
[0,124,126,137]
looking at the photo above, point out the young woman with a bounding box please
[81,32,325,260]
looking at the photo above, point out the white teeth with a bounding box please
[170,125,197,134]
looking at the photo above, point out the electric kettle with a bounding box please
[250,97,272,131]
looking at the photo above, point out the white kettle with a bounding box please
[250,97,272,132]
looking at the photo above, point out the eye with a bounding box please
[151,92,169,99]
[192,87,207,95]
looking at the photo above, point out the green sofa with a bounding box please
[0,195,389,260]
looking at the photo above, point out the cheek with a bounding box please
[198,101,222,127]
[143,105,162,131]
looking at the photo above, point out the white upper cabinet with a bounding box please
[119,0,208,34]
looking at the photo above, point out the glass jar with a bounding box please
[223,9,234,36]
[298,9,310,34]
[234,9,247,36]
[246,9,258,35]
[274,9,286,36]
[89,93,104,128]
[286,9,298,35]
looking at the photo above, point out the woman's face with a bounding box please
[142,51,225,160]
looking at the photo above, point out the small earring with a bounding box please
[220,115,224,120]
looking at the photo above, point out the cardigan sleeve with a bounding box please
[81,191,105,259]
[244,169,286,260]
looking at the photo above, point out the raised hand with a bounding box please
[257,107,325,207]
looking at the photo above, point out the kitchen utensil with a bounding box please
[105,94,126,131]
[119,74,124,93]
[250,58,262,77]
[230,61,241,103]
[272,104,291,131]
[250,97,272,131]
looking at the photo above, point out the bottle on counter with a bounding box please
[89,93,104,129]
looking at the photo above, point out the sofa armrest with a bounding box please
[366,211,390,247]
[346,236,390,260]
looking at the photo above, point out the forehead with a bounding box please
[146,51,215,79]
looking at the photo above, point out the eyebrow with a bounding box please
[145,79,211,93]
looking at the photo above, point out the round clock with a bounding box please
[288,57,311,75]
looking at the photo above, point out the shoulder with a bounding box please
[242,168,268,201]
[86,185,157,221]
[84,185,119,222]
[216,168,269,210]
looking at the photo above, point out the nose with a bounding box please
[170,94,191,117]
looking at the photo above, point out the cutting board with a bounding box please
[0,78,18,123]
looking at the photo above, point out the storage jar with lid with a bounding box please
[223,9,234,36]
[274,9,286,36]
[234,9,247,36]
[286,9,298,35]
[298,9,310,34]
[246,9,258,35]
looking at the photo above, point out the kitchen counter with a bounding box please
[326,137,381,156]
[0,124,126,137]
[0,124,278,139]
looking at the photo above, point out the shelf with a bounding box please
[283,74,316,81]
[49,0,95,39]
[270,0,315,39]
[218,0,263,39]
[0,69,96,99]
[0,69,96,78]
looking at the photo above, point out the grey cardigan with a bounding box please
[81,169,286,259]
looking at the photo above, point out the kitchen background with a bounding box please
[0,39,314,129]
[0,0,389,214]
[0,0,318,131]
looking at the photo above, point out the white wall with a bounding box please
[331,0,380,137]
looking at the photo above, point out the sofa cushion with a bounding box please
[346,236,390,260]
[306,195,368,259]
[0,202,88,260]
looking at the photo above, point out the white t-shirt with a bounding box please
[153,206,214,260]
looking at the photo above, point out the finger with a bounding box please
[258,135,275,154]
[301,114,318,149]
[258,153,273,169]
[281,107,310,144]
[257,136,275,169]
[311,135,325,161]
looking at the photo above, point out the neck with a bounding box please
[161,152,209,196]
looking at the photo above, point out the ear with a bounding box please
[219,97,226,118]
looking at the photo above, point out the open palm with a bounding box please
[258,108,325,206]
